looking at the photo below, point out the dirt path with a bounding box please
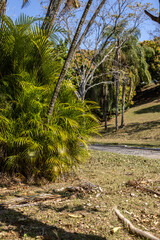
[89,144,160,159]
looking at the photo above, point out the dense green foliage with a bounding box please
[140,38,160,83]
[0,15,99,180]
[0,2,159,179]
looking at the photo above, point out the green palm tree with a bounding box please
[120,35,151,127]
[0,15,99,180]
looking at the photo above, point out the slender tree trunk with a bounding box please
[0,0,7,29]
[115,40,120,131]
[128,77,133,105]
[42,0,63,34]
[75,0,106,49]
[78,80,86,100]
[42,0,54,29]
[0,0,7,17]
[47,0,106,120]
[48,0,95,120]
[115,75,119,131]
[121,79,126,128]
[104,85,108,130]
[101,62,108,130]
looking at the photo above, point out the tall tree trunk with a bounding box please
[48,0,107,119]
[115,40,120,131]
[42,0,63,34]
[75,0,106,49]
[128,77,133,105]
[121,78,126,128]
[101,62,108,130]
[0,0,7,29]
[104,84,108,130]
[115,74,119,131]
[48,0,93,119]
[0,0,7,17]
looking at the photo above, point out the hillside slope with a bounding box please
[93,84,160,147]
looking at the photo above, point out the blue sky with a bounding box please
[6,0,43,19]
[6,0,159,42]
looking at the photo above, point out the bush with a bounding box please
[0,15,99,180]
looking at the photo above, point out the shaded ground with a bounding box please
[133,84,160,106]
[0,151,160,240]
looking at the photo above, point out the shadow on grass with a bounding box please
[134,104,160,114]
[124,120,160,135]
[103,120,160,136]
[39,204,100,214]
[0,204,106,240]
[98,120,160,145]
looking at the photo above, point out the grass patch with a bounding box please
[93,98,160,148]
[0,150,160,239]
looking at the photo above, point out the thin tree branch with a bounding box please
[144,10,160,24]
[85,81,113,93]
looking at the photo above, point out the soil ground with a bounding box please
[0,150,160,240]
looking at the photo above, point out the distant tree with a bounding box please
[119,35,152,127]
[141,38,160,83]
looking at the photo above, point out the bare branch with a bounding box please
[144,10,160,24]
[86,81,113,93]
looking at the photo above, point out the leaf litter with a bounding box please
[0,150,160,239]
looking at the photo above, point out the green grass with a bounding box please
[0,151,160,239]
[92,98,160,148]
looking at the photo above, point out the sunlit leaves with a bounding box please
[0,14,99,180]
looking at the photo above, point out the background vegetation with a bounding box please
[0,0,159,181]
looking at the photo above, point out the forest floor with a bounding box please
[0,150,160,240]
[92,83,160,148]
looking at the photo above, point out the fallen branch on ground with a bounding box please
[126,180,160,197]
[114,207,160,240]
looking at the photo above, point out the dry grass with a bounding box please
[0,150,160,240]
[92,98,160,147]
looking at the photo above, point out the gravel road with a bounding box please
[89,145,160,159]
